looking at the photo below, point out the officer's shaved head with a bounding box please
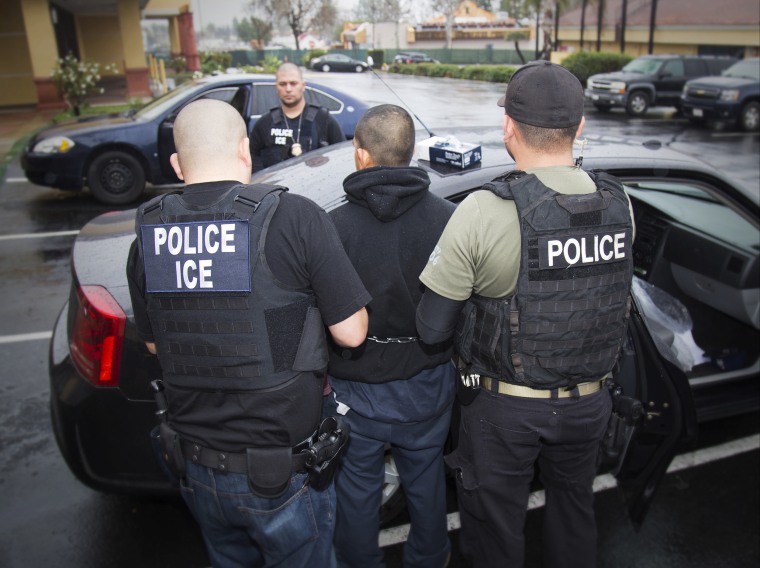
[354,104,415,166]
[172,99,249,181]
[276,62,303,80]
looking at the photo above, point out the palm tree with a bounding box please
[580,0,588,50]
[648,0,659,54]
[595,0,605,52]
[620,0,628,52]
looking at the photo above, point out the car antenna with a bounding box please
[369,65,436,138]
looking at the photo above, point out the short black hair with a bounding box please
[513,120,577,153]
[354,104,415,166]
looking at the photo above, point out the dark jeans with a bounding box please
[325,397,452,568]
[446,388,612,568]
[180,461,337,568]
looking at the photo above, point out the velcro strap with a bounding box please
[519,345,622,369]
[526,269,630,293]
[522,289,629,314]
[520,328,623,352]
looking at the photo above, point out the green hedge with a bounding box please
[386,52,633,86]
[560,51,633,86]
[387,62,517,83]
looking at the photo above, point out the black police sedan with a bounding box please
[49,131,759,527]
[21,74,369,205]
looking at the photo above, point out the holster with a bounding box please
[246,446,294,498]
[304,416,350,491]
[597,382,644,475]
[158,421,186,479]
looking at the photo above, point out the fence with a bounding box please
[228,47,526,68]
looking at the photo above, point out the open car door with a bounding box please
[607,291,699,530]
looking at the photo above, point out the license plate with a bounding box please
[693,108,703,117]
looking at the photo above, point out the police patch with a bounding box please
[141,220,251,292]
[539,229,632,269]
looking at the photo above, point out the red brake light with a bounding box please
[70,285,126,387]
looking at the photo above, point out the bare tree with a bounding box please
[259,0,337,50]
[580,0,588,50]
[430,0,459,49]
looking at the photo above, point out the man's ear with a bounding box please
[575,116,586,139]
[169,153,184,180]
[503,115,516,144]
[355,147,374,170]
[240,137,252,170]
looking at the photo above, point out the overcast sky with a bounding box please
[190,0,360,29]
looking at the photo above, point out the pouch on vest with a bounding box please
[246,446,293,498]
[292,306,329,372]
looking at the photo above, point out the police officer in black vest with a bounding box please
[250,62,345,172]
[126,99,370,568]
[416,61,635,568]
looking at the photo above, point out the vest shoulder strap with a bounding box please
[233,183,289,220]
[482,170,529,200]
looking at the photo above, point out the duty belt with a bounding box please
[180,433,315,474]
[481,376,604,399]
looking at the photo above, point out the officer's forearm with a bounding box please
[416,290,467,344]
[328,307,368,348]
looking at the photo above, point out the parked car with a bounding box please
[393,52,440,64]
[681,58,760,131]
[49,132,759,528]
[310,53,368,73]
[585,55,737,116]
[21,74,369,205]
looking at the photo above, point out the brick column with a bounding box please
[178,10,199,71]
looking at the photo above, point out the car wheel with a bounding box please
[355,65,365,73]
[626,91,650,116]
[594,103,612,113]
[739,101,760,132]
[321,64,331,73]
[87,151,146,205]
[379,450,407,527]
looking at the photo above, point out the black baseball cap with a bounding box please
[497,60,584,128]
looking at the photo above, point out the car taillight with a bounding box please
[70,285,126,387]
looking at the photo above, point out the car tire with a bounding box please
[626,91,650,117]
[321,64,331,73]
[738,101,760,132]
[87,151,146,205]
[380,450,407,527]
[594,103,612,113]
[355,65,365,73]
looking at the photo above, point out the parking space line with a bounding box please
[0,230,79,241]
[5,177,28,183]
[378,433,760,548]
[0,331,52,344]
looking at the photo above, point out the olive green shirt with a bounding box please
[420,166,603,300]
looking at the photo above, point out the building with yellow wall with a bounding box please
[0,0,198,109]
[557,0,759,60]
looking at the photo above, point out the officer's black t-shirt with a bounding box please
[126,181,371,449]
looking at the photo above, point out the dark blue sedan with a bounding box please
[21,74,369,204]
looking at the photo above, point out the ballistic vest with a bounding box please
[261,104,330,168]
[136,184,329,395]
[455,171,634,389]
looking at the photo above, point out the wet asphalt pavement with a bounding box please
[0,70,758,567]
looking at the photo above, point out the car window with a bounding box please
[662,59,684,77]
[134,80,199,120]
[684,59,706,76]
[250,84,280,116]
[194,87,247,113]
[622,58,664,74]
[724,59,760,80]
[305,88,343,112]
[625,180,758,252]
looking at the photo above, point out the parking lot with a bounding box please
[0,71,758,567]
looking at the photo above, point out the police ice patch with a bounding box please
[141,220,251,292]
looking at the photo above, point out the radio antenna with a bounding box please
[369,66,436,138]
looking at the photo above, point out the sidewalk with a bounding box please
[0,106,59,165]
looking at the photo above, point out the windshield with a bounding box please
[724,59,760,81]
[622,58,664,74]
[133,81,200,121]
